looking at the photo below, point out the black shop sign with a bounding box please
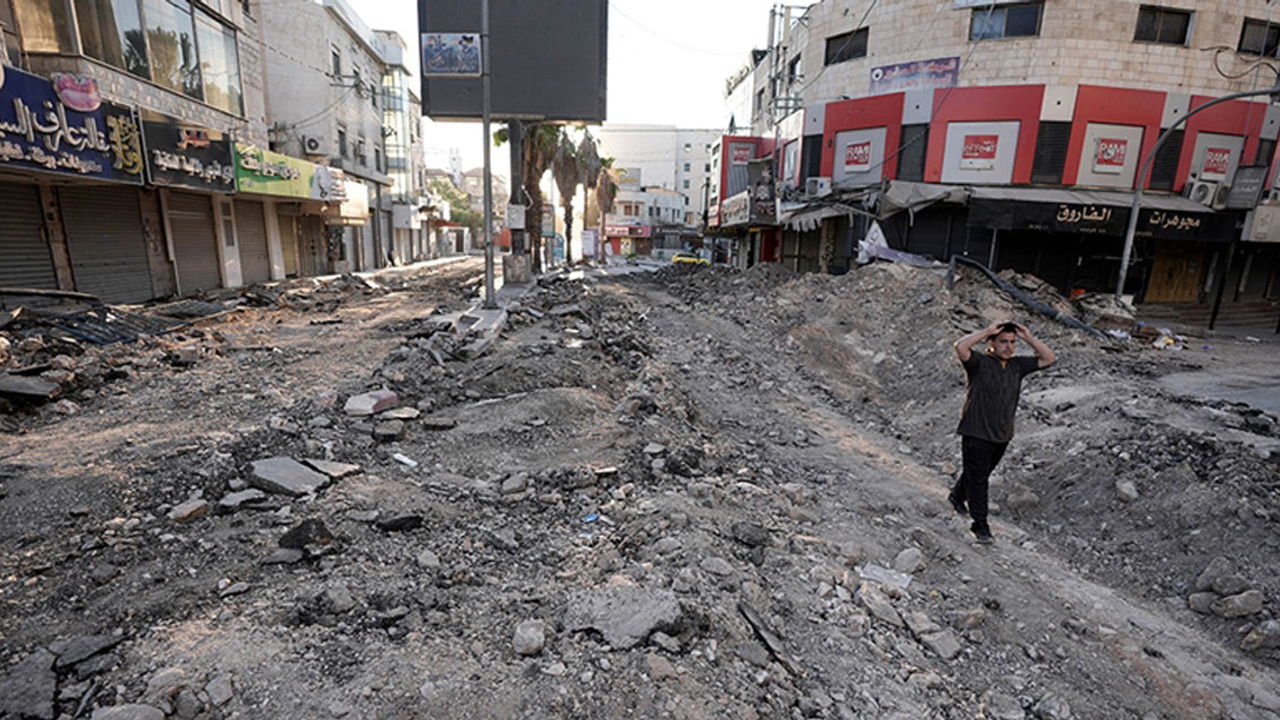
[969,199,1238,241]
[141,110,235,193]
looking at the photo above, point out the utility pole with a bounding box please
[508,120,525,256]
[480,0,496,308]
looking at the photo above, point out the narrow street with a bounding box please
[2,259,1277,719]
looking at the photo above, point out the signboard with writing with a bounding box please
[1226,165,1268,211]
[1094,138,1127,175]
[235,143,345,201]
[960,135,998,171]
[970,199,1237,240]
[604,225,651,237]
[0,66,143,184]
[729,142,754,165]
[844,140,872,174]
[721,190,750,227]
[1202,147,1231,180]
[869,56,960,95]
[747,157,776,225]
[141,110,234,192]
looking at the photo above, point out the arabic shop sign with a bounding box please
[969,199,1237,240]
[141,110,234,192]
[960,135,998,171]
[721,190,751,227]
[869,56,960,95]
[0,66,143,184]
[234,143,346,201]
[747,157,777,225]
[1093,138,1128,175]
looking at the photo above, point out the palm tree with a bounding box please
[594,157,618,257]
[551,133,581,267]
[576,132,602,261]
[494,123,562,273]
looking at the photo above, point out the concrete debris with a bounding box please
[247,457,331,497]
[343,389,398,416]
[563,588,683,650]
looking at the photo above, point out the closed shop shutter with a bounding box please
[167,191,222,295]
[0,181,57,291]
[234,200,271,284]
[59,185,153,303]
[277,214,298,276]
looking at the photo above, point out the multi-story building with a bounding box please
[376,29,429,264]
[459,167,509,217]
[597,124,721,228]
[602,185,690,258]
[715,0,1280,323]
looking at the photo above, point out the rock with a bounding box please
[51,399,81,415]
[699,556,735,576]
[323,585,357,614]
[1241,619,1280,653]
[218,581,250,598]
[279,519,334,549]
[91,705,166,720]
[984,691,1025,720]
[72,653,119,680]
[1212,590,1264,618]
[302,459,363,479]
[261,548,305,565]
[379,407,421,420]
[247,457,330,497]
[650,631,681,653]
[1195,556,1234,592]
[168,347,198,366]
[1005,485,1040,514]
[643,442,667,456]
[1115,480,1139,502]
[563,588,684,650]
[344,389,398,416]
[90,564,119,585]
[421,417,457,431]
[919,630,962,661]
[501,474,529,495]
[550,303,584,317]
[1032,692,1074,719]
[50,634,123,669]
[168,499,209,523]
[955,608,987,630]
[373,420,406,442]
[174,689,201,720]
[416,550,442,569]
[646,653,677,681]
[904,612,942,637]
[652,537,682,555]
[206,675,234,707]
[1211,574,1251,597]
[730,522,770,548]
[218,488,266,511]
[513,620,546,656]
[893,548,924,574]
[1188,592,1218,614]
[376,514,424,532]
[143,667,186,703]
[0,374,59,401]
[0,648,56,720]
[859,584,903,627]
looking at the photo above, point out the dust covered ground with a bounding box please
[2,255,1279,720]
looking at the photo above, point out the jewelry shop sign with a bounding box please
[0,66,143,183]
[141,109,235,192]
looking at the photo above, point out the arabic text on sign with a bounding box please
[1055,204,1115,224]
[1148,211,1202,232]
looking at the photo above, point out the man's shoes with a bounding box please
[973,528,994,545]
[947,492,968,516]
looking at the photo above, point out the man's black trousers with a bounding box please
[952,435,1008,533]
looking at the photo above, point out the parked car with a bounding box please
[671,252,709,266]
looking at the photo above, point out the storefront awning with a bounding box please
[880,181,968,218]
[967,186,1238,241]
[778,203,857,232]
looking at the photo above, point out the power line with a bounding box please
[608,1,759,58]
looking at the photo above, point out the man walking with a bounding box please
[949,321,1055,543]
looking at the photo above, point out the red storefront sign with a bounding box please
[1202,147,1231,179]
[730,143,754,164]
[960,134,998,171]
[844,140,872,173]
[1094,138,1128,174]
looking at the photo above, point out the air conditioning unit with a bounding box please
[302,136,324,155]
[1184,178,1219,207]
[1263,188,1280,205]
[1211,182,1231,211]
[805,176,832,198]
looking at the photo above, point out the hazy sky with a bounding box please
[351,0,784,177]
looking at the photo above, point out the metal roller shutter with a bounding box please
[0,182,57,291]
[59,186,153,303]
[167,191,222,295]
[234,200,271,285]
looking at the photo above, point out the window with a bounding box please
[357,136,367,165]
[824,27,868,65]
[331,46,341,76]
[1031,121,1071,185]
[971,2,1042,41]
[338,126,348,158]
[145,0,202,99]
[1148,129,1184,191]
[683,179,690,189]
[375,147,382,172]
[195,10,242,114]
[75,0,149,78]
[787,55,802,84]
[683,162,690,172]
[1134,6,1191,45]
[754,89,765,115]
[1255,138,1276,167]
[1239,18,1280,57]
[684,143,691,152]
[12,0,76,52]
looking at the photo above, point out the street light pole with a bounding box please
[1115,82,1280,302]
[480,0,497,309]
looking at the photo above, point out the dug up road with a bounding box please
[1,256,1279,720]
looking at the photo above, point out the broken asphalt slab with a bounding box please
[562,587,683,650]
[247,457,331,497]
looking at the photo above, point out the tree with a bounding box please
[495,124,561,273]
[427,178,483,241]
[551,133,581,266]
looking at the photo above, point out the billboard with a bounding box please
[422,33,482,76]
[869,56,960,95]
[419,0,607,122]
[141,110,235,193]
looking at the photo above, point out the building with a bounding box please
[716,0,1280,324]
[0,0,278,301]
[376,29,429,265]
[597,124,721,230]
[602,186,694,259]
[459,167,509,217]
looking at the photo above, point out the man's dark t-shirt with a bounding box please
[957,352,1042,444]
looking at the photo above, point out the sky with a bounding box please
[351,0,784,180]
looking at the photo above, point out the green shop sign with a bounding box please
[234,143,345,201]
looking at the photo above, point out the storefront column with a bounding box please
[264,199,286,281]
[36,183,76,291]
